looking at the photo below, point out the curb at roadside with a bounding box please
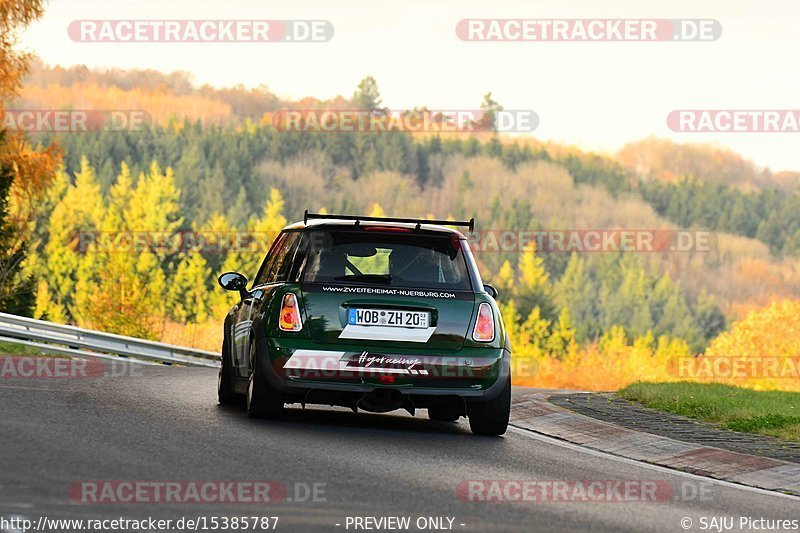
[511,393,800,497]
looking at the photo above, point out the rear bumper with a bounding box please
[254,335,510,403]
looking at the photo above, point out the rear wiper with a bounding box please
[334,274,393,284]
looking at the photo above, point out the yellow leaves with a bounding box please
[237,188,288,276]
[495,260,515,293]
[518,243,549,291]
[169,252,212,324]
[511,320,692,391]
[200,212,232,234]
[169,118,185,133]
[0,1,46,35]
[597,325,628,360]
[159,319,221,351]
[251,188,287,234]
[1,132,61,246]
[546,307,576,357]
[71,156,105,228]
[19,82,232,125]
[654,335,691,361]
[513,299,800,391]
[33,278,65,322]
[104,162,133,230]
[195,212,237,267]
[706,299,800,360]
[128,161,183,233]
[522,306,550,346]
[0,1,45,106]
[698,299,800,391]
[122,162,183,277]
[367,202,387,218]
[37,158,192,333]
[81,253,160,339]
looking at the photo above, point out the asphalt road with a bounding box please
[1,364,798,533]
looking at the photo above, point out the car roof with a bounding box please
[282,218,469,239]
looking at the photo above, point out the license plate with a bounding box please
[348,308,429,328]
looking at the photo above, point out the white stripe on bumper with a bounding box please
[282,349,429,375]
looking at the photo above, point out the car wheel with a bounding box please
[246,337,284,419]
[468,376,510,436]
[428,407,461,422]
[218,336,239,405]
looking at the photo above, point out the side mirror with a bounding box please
[483,284,498,299]
[218,271,249,299]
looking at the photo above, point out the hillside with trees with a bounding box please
[8,61,800,390]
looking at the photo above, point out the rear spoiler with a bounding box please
[303,211,475,233]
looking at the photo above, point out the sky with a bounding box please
[18,0,800,172]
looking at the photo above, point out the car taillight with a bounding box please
[278,293,303,332]
[472,302,495,342]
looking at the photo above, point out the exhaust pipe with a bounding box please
[357,388,403,413]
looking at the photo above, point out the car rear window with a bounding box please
[301,229,473,291]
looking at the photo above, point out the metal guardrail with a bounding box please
[0,312,220,368]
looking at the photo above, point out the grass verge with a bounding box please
[619,382,800,442]
[0,341,47,356]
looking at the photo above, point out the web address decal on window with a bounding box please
[303,284,472,300]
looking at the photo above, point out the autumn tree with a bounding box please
[515,243,554,319]
[80,162,164,337]
[352,76,382,110]
[493,260,515,295]
[168,252,211,323]
[546,307,577,359]
[554,254,598,342]
[0,0,61,313]
[0,148,30,312]
[36,159,103,321]
[479,92,503,132]
[85,252,158,339]
[32,159,184,337]
[235,188,287,278]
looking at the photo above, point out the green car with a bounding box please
[217,212,511,436]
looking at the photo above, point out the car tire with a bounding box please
[468,376,510,436]
[246,338,284,419]
[428,408,461,422]
[218,336,239,405]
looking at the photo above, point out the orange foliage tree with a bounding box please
[0,0,61,312]
[700,299,800,391]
